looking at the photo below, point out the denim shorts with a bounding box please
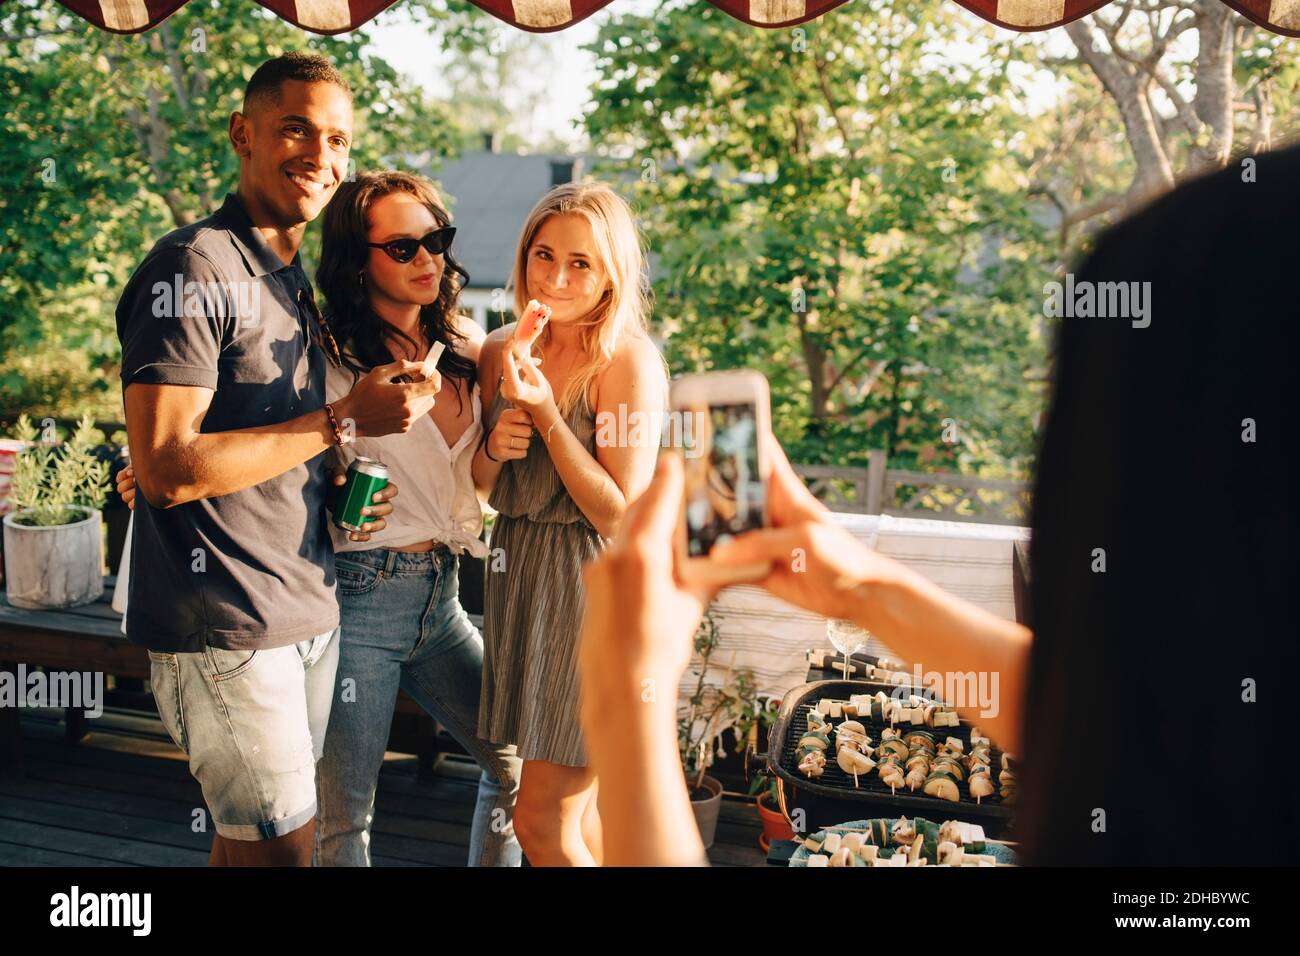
[148,628,339,841]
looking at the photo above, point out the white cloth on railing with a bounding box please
[676,514,1030,726]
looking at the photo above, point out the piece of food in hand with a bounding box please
[514,299,552,350]
[420,340,445,379]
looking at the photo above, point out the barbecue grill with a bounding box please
[754,679,1017,839]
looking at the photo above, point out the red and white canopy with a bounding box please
[49,0,1300,35]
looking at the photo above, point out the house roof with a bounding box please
[429,150,579,290]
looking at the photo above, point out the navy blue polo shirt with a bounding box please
[115,192,338,652]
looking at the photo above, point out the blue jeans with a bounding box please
[315,546,522,866]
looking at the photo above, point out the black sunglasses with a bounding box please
[368,227,456,264]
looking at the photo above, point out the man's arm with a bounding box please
[125,383,334,508]
[117,243,441,508]
[126,360,440,510]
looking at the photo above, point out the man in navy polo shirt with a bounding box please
[116,53,439,866]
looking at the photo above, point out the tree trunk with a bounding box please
[797,308,831,421]
[1191,0,1235,168]
[1064,20,1175,206]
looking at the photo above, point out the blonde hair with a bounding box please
[508,181,654,414]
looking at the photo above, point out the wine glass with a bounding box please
[826,618,869,681]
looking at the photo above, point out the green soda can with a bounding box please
[332,457,390,532]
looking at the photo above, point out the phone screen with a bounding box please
[682,401,765,557]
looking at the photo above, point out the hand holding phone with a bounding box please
[670,370,773,585]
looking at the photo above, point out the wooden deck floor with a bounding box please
[0,708,766,867]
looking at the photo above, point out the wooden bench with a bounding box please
[0,576,462,782]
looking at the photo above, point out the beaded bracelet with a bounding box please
[323,402,347,446]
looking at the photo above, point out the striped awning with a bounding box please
[50,0,1300,36]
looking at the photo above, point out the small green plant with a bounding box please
[7,414,110,526]
[747,774,779,808]
[679,607,759,790]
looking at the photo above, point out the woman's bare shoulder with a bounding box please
[611,334,666,380]
[597,334,667,407]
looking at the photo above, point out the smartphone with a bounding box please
[670,370,772,583]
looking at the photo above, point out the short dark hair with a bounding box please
[243,52,351,112]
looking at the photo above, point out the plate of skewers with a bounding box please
[789,816,1018,867]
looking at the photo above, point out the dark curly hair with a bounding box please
[316,170,476,408]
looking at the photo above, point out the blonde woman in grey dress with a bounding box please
[471,182,666,866]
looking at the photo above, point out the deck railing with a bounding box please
[19,420,1031,526]
[794,451,1030,526]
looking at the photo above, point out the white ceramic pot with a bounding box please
[3,507,103,609]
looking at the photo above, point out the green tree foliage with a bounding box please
[0,0,462,413]
[585,2,1056,475]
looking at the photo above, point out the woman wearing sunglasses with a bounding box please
[311,170,522,866]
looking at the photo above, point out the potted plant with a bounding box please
[679,608,758,850]
[3,414,110,609]
[738,696,793,852]
[749,776,796,853]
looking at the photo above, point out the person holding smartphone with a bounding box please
[582,143,1300,865]
[580,439,1032,866]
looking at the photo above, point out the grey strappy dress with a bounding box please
[477,390,607,767]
